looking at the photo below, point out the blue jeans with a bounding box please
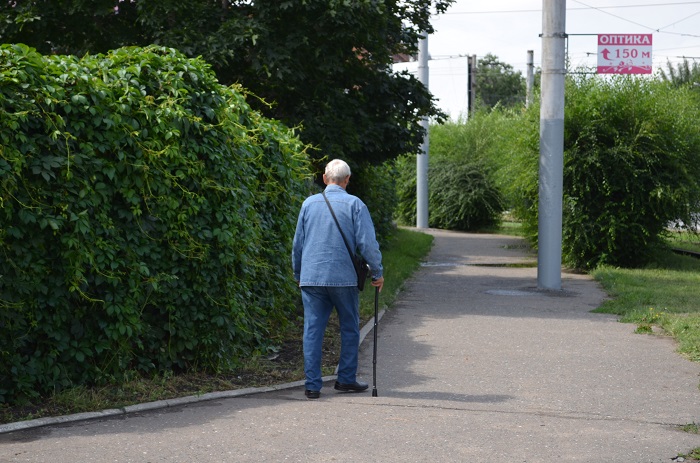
[301,286,360,391]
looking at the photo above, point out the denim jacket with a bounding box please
[292,184,383,287]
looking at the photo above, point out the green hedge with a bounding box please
[560,76,700,269]
[394,153,503,231]
[347,161,398,245]
[394,154,418,227]
[508,75,700,269]
[0,44,310,403]
[428,160,504,231]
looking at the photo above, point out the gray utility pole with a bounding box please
[526,50,535,108]
[469,55,478,110]
[417,34,429,229]
[468,54,477,117]
[538,0,566,290]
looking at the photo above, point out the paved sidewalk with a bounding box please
[1,229,699,462]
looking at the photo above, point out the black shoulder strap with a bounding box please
[322,191,356,262]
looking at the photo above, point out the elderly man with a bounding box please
[292,159,384,399]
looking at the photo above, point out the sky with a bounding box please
[394,0,700,120]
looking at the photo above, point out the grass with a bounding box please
[498,223,700,461]
[479,214,526,237]
[496,219,526,237]
[358,227,434,320]
[489,221,700,461]
[0,227,434,425]
[491,221,700,364]
[677,423,700,461]
[588,248,700,463]
[591,250,700,362]
[666,229,700,254]
[491,223,700,364]
[681,423,699,434]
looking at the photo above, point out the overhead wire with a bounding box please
[656,9,700,31]
[569,0,657,29]
[440,1,700,15]
[440,1,700,38]
[570,0,700,38]
[421,0,699,107]
[435,0,700,63]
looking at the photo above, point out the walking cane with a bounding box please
[372,285,379,397]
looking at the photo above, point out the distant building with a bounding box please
[392,53,416,63]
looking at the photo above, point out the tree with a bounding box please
[659,58,700,87]
[475,53,526,109]
[0,0,454,171]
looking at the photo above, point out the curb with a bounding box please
[0,308,386,435]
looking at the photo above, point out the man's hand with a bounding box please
[371,276,384,292]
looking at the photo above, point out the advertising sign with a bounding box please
[597,34,653,74]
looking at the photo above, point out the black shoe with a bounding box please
[334,380,369,392]
[305,389,320,399]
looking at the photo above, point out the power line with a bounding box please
[440,2,700,15]
[654,44,700,52]
[656,9,700,31]
[427,2,700,73]
[440,1,700,37]
[428,55,472,60]
[570,0,700,38]
[437,1,700,39]
[570,0,661,29]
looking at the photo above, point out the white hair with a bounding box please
[324,159,351,183]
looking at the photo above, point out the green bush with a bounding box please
[394,154,503,231]
[432,108,537,215]
[394,154,417,226]
[561,76,700,269]
[510,75,700,269]
[395,111,520,231]
[428,160,504,231]
[495,107,540,242]
[0,44,310,403]
[348,161,398,245]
